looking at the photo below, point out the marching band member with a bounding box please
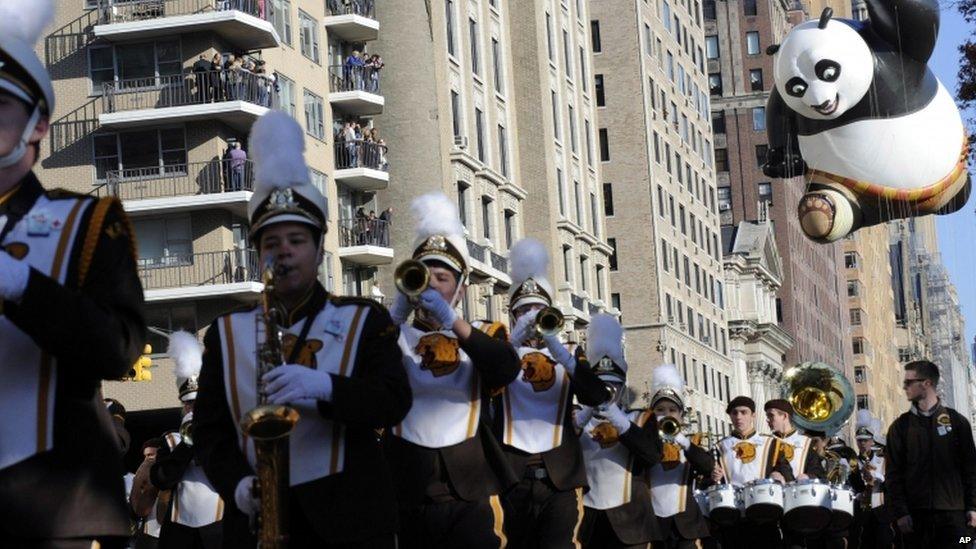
[193,112,411,547]
[130,438,165,549]
[851,411,892,548]
[150,332,223,549]
[383,192,520,549]
[0,0,148,544]
[711,396,794,547]
[497,238,611,547]
[764,399,826,481]
[646,364,713,549]
[577,316,663,548]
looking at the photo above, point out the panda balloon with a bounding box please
[763,1,970,243]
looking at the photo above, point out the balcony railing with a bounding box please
[102,70,275,113]
[98,159,254,200]
[326,0,375,17]
[467,239,487,262]
[571,293,586,311]
[588,302,601,316]
[338,218,391,247]
[490,251,508,272]
[138,248,259,291]
[96,0,269,24]
[329,64,382,94]
[335,139,388,171]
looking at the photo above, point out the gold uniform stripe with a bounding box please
[330,306,366,474]
[222,316,248,459]
[76,197,113,287]
[503,391,514,446]
[489,494,507,548]
[798,438,812,475]
[759,436,774,478]
[571,487,584,548]
[552,371,571,447]
[466,375,480,438]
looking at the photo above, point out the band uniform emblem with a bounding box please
[779,441,795,462]
[520,352,557,392]
[282,334,323,368]
[590,422,620,448]
[1,242,28,259]
[661,442,682,470]
[415,333,461,377]
[733,441,757,464]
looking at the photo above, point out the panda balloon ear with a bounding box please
[766,44,780,55]
[818,7,833,29]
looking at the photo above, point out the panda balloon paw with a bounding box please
[765,1,970,242]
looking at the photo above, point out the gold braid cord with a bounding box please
[77,197,137,287]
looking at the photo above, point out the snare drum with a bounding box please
[828,485,855,530]
[783,479,832,533]
[703,484,741,526]
[742,478,784,523]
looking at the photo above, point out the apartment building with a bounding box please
[588,0,736,430]
[706,0,851,373]
[39,0,385,408]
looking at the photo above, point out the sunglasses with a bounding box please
[902,379,925,389]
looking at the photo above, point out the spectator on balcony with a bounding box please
[344,50,365,90]
[366,53,383,93]
[209,53,223,101]
[229,143,247,191]
[379,207,393,246]
[327,0,342,14]
[192,55,211,103]
[343,122,358,168]
[254,60,272,107]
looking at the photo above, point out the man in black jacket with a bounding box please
[193,112,411,548]
[886,360,976,549]
[0,1,147,544]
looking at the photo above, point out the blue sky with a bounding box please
[929,5,976,354]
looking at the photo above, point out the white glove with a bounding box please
[234,476,259,519]
[262,364,333,404]
[574,405,594,431]
[0,251,30,302]
[674,433,691,450]
[543,334,576,374]
[510,309,539,347]
[389,291,412,325]
[597,403,631,434]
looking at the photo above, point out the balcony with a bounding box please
[337,218,394,266]
[139,248,262,302]
[329,65,384,116]
[100,71,273,132]
[466,239,511,284]
[334,139,389,191]
[94,0,279,50]
[97,159,253,216]
[324,0,379,42]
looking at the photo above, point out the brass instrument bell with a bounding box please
[535,306,564,337]
[394,259,430,299]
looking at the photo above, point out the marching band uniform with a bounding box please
[850,412,892,549]
[383,193,520,548]
[646,364,713,548]
[765,400,826,481]
[712,396,794,549]
[151,333,223,549]
[193,113,411,548]
[577,316,664,549]
[497,238,611,548]
[0,1,147,543]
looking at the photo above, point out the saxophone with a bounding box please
[239,258,299,548]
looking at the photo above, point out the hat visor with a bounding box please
[510,295,551,312]
[180,391,197,403]
[250,213,323,238]
[417,252,465,275]
[0,80,33,105]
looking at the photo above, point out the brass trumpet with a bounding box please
[658,416,683,442]
[535,306,564,337]
[394,259,430,299]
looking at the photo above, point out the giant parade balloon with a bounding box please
[762,0,971,243]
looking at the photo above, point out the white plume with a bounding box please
[855,409,875,430]
[168,331,203,380]
[586,314,625,366]
[510,238,550,287]
[0,0,54,46]
[652,363,684,395]
[411,192,464,240]
[249,111,310,193]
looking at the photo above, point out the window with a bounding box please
[88,46,115,92]
[758,182,772,204]
[608,238,618,270]
[679,205,687,234]
[102,40,182,86]
[498,125,509,177]
[715,148,729,171]
[492,38,504,90]
[746,31,760,55]
[504,210,515,248]
[574,180,583,225]
[546,13,555,61]
[298,11,319,63]
[303,90,324,140]
[644,24,654,55]
[752,106,766,130]
[92,128,187,181]
[563,30,573,74]
[718,186,732,211]
[446,0,456,55]
[451,90,462,137]
[563,245,573,283]
[703,0,716,19]
[599,128,610,161]
[469,18,480,75]
[708,73,722,95]
[552,90,561,139]
[579,47,588,91]
[557,168,566,215]
[711,110,726,133]
[145,304,196,357]
[481,196,492,240]
[590,193,600,237]
[705,35,719,59]
[852,337,865,355]
[666,51,675,82]
[849,308,863,326]
[270,0,292,45]
[898,347,912,362]
[579,256,588,291]
[749,68,764,91]
[585,120,594,166]
[457,182,469,227]
[856,395,870,410]
[657,185,666,217]
[662,240,670,271]
[845,252,859,268]
[854,366,866,384]
[569,104,578,153]
[591,21,602,52]
[611,293,621,314]
[133,215,191,266]
[744,0,757,15]
[275,73,296,115]
[603,183,614,216]
[473,108,486,162]
[847,280,861,297]
[755,144,768,167]
[663,1,672,31]
[596,265,605,300]
[595,74,606,106]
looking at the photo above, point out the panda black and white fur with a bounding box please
[763,0,971,243]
